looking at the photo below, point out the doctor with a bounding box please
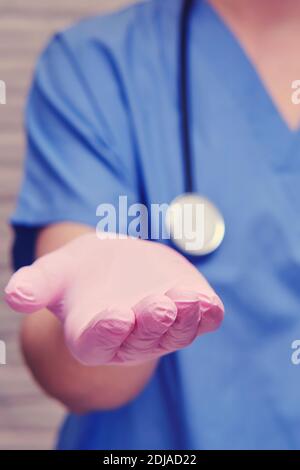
[5,0,300,450]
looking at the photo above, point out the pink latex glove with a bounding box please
[4,233,224,365]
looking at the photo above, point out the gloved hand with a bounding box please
[4,233,224,365]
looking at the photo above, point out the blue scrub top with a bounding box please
[12,0,300,450]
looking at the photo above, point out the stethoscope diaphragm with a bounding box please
[165,193,225,256]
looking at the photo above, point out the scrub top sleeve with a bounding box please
[11,33,139,269]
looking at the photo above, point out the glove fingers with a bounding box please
[197,295,224,335]
[64,306,135,366]
[162,288,224,349]
[4,250,72,315]
[116,294,177,362]
[161,288,201,350]
[5,263,57,314]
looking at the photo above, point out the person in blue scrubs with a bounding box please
[12,0,300,450]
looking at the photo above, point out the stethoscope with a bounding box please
[165,0,225,256]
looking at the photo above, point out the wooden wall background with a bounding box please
[0,0,134,450]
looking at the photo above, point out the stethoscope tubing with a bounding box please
[179,0,195,194]
[167,0,225,256]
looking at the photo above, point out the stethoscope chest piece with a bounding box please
[166,193,225,256]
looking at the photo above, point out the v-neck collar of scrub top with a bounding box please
[192,0,300,171]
